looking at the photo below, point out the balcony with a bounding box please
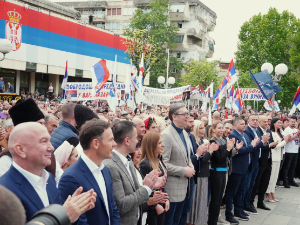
[207,16,216,32]
[169,4,190,21]
[81,14,106,23]
[173,41,189,52]
[206,43,214,58]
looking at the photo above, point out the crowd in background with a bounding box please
[0,97,299,225]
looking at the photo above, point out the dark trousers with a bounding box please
[250,165,271,205]
[282,153,298,183]
[278,154,286,182]
[178,177,195,225]
[147,209,165,225]
[164,199,185,225]
[225,172,248,218]
[243,166,259,208]
[208,170,226,225]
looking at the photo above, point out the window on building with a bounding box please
[175,35,184,43]
[107,8,111,15]
[178,23,182,28]
[117,8,121,15]
[116,22,120,29]
[111,23,115,30]
[106,22,111,29]
[177,52,181,58]
[82,10,90,15]
[96,23,105,29]
[112,8,116,15]
[128,8,133,15]
[123,22,127,29]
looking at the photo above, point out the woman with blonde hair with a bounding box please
[139,132,169,225]
[191,120,206,145]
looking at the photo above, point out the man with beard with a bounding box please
[180,114,207,225]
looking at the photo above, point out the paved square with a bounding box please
[219,185,300,225]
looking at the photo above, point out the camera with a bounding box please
[27,204,71,225]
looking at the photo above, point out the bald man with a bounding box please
[132,117,146,140]
[0,123,96,223]
[249,116,278,211]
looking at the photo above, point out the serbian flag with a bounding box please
[61,61,68,101]
[292,86,300,106]
[225,85,235,108]
[91,59,110,94]
[233,87,244,111]
[226,59,238,89]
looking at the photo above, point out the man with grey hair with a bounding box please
[44,115,59,135]
[161,103,195,225]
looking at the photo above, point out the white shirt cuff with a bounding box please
[142,185,152,195]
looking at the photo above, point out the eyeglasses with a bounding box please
[176,113,189,117]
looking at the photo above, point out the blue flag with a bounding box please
[249,69,282,100]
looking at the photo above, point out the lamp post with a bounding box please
[261,62,288,116]
[157,76,175,89]
[0,39,13,61]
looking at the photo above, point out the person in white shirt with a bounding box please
[0,122,96,223]
[282,116,300,187]
[104,120,167,225]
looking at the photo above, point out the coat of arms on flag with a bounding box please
[6,10,22,51]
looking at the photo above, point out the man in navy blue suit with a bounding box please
[0,122,96,223]
[243,115,269,215]
[225,117,259,224]
[59,118,120,225]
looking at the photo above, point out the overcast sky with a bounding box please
[53,0,300,62]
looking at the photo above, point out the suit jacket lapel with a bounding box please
[129,162,140,190]
[46,176,61,205]
[112,152,136,190]
[169,126,188,163]
[78,158,106,213]
[10,167,45,210]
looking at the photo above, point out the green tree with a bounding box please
[235,7,299,108]
[180,59,221,88]
[123,0,184,87]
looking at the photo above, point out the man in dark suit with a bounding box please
[250,116,278,210]
[59,119,120,225]
[0,122,96,223]
[225,117,259,224]
[243,115,269,214]
[180,114,207,225]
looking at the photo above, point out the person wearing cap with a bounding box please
[120,111,128,119]
[54,141,79,171]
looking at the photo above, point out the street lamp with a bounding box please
[261,62,288,115]
[157,76,175,89]
[0,39,13,61]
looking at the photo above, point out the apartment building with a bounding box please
[57,0,217,73]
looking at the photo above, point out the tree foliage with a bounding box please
[180,60,221,88]
[235,8,300,108]
[123,0,183,87]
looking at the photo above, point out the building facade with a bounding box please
[0,0,140,96]
[57,0,217,74]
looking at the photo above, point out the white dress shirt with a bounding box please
[13,162,49,207]
[81,153,110,222]
[0,155,13,177]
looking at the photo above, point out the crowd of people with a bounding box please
[0,97,299,225]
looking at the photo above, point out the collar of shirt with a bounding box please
[113,149,129,166]
[259,126,267,134]
[81,152,104,173]
[235,129,244,136]
[171,122,183,133]
[248,125,257,133]
[13,162,49,189]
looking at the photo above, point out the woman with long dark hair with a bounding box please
[207,121,235,225]
[139,132,169,225]
[266,118,290,202]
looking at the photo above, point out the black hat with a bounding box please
[232,113,239,117]
[9,98,45,126]
[66,136,79,147]
[74,104,99,130]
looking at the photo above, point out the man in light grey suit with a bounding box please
[162,103,195,225]
[104,121,166,225]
